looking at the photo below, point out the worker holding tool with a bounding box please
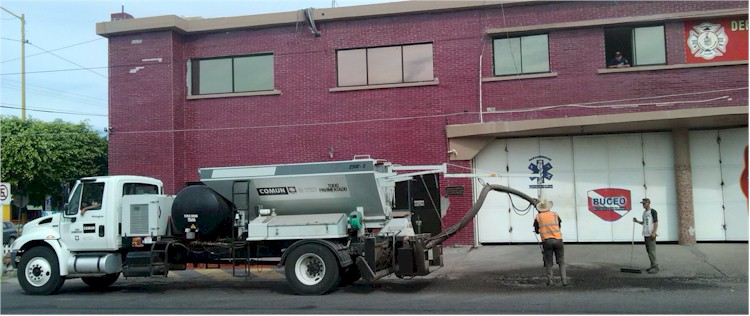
[533,199,567,286]
[633,198,659,274]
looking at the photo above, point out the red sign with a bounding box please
[685,17,748,63]
[587,188,632,221]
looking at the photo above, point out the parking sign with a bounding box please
[0,182,10,205]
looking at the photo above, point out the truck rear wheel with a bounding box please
[82,273,120,290]
[284,244,340,295]
[18,247,65,295]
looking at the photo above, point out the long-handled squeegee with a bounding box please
[620,221,643,274]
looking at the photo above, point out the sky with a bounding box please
[0,0,397,133]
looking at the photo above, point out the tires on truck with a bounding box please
[18,247,66,295]
[284,243,340,295]
[82,273,120,290]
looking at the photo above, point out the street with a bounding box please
[2,244,747,314]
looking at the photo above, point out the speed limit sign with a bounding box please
[0,182,10,205]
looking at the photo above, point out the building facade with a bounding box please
[97,1,748,246]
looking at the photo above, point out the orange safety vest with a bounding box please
[536,211,562,240]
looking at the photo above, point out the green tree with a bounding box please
[0,116,107,210]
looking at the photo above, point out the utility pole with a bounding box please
[1,6,26,120]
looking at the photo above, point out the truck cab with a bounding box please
[11,175,164,295]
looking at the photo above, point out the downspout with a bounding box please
[479,54,484,123]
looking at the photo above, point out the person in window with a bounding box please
[607,51,631,68]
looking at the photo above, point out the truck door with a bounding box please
[60,181,114,251]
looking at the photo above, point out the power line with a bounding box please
[0,104,107,116]
[1,37,104,64]
[103,87,745,135]
[1,37,23,42]
[2,81,107,108]
[0,66,109,75]
[25,42,107,78]
[3,78,107,102]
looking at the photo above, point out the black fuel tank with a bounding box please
[172,185,232,241]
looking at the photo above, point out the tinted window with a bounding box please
[493,34,549,76]
[191,54,274,95]
[337,43,434,87]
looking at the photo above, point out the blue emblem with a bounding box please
[528,156,553,189]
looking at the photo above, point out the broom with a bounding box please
[620,221,643,273]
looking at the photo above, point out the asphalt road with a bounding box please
[1,264,747,314]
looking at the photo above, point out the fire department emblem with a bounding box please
[587,188,631,221]
[687,22,729,60]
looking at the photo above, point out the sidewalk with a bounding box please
[436,243,748,279]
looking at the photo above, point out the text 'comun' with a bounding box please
[257,187,289,195]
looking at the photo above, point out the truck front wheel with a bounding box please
[82,273,120,290]
[18,247,65,295]
[284,244,340,295]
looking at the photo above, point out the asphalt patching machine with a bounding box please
[11,157,538,295]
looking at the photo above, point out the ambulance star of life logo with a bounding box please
[687,22,729,60]
[587,188,632,221]
[528,155,553,189]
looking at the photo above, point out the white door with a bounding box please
[691,128,749,241]
[60,181,112,251]
[474,139,513,243]
[720,128,749,241]
[690,130,725,240]
[572,134,658,242]
[475,136,576,243]
[475,132,677,243]
[642,133,678,241]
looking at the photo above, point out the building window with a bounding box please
[190,53,274,95]
[605,25,666,67]
[493,34,550,76]
[336,43,434,87]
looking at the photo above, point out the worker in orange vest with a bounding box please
[534,199,567,286]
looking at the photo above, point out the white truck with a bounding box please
[10,157,537,295]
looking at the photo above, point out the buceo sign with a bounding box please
[587,188,631,221]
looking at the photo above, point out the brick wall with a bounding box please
[107,1,748,245]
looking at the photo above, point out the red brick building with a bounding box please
[97,1,748,245]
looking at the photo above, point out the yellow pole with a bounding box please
[21,13,26,120]
[0,7,26,120]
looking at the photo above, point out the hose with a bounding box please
[423,183,538,249]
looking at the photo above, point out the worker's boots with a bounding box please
[560,264,568,286]
[545,266,554,286]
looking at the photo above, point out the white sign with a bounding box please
[0,182,10,205]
